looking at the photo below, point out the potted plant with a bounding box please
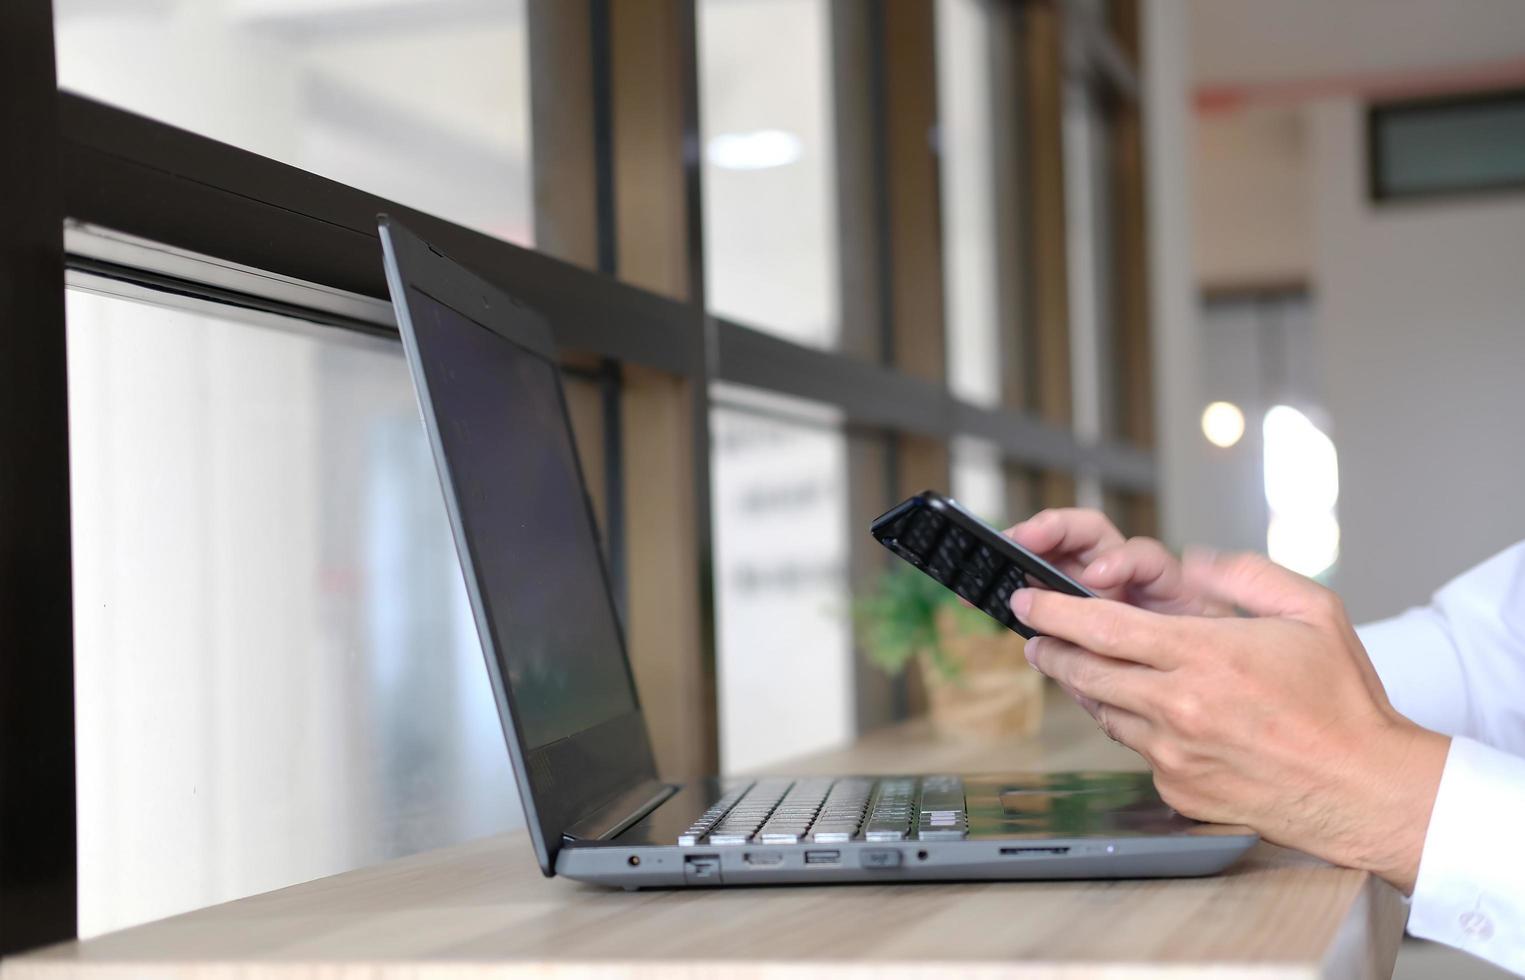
[856,563,1044,740]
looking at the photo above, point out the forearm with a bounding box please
[1334,720,1449,896]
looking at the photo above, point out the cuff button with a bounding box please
[1459,908,1494,941]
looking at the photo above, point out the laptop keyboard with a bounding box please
[677,776,967,846]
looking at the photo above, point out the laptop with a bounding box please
[377,216,1258,887]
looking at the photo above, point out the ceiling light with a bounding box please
[1267,512,1341,579]
[1200,401,1245,448]
[706,130,803,171]
[1262,405,1339,515]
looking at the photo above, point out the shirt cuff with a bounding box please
[1408,736,1525,975]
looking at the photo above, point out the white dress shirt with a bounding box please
[1357,540,1525,975]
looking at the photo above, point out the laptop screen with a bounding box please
[405,288,638,748]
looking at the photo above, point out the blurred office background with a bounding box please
[47,1,1524,973]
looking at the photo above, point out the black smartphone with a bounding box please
[869,490,1096,639]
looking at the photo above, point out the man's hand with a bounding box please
[1012,548,1450,894]
[1004,509,1230,616]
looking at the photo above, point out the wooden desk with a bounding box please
[2,690,1407,979]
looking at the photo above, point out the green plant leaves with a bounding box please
[853,563,1003,681]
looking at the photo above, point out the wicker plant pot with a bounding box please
[919,608,1044,741]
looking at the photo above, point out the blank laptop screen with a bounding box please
[406,288,637,749]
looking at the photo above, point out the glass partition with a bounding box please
[66,288,522,936]
[709,393,853,772]
[698,0,840,347]
[937,0,1002,409]
[53,0,533,242]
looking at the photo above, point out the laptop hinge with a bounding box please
[563,779,677,842]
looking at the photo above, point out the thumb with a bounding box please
[1181,548,1333,621]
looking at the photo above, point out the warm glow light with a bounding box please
[1262,406,1339,515]
[1268,512,1341,578]
[1201,401,1245,448]
[1262,405,1341,578]
[706,130,803,171]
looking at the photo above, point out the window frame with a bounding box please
[1,0,1153,953]
[1367,86,1525,204]
[1,0,74,957]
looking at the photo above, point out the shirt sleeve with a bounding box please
[1357,539,1525,755]
[1408,737,1525,976]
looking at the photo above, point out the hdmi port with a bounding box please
[804,850,841,865]
[999,846,1071,856]
[744,851,783,866]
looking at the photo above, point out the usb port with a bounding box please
[744,851,783,866]
[999,846,1071,856]
[804,850,841,865]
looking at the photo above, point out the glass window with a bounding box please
[950,436,1007,525]
[698,0,840,347]
[937,0,1002,408]
[53,0,533,243]
[1062,71,1112,509]
[1373,91,1525,200]
[66,288,521,937]
[1085,92,1119,443]
[709,393,853,772]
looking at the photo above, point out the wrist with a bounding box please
[1351,721,1450,894]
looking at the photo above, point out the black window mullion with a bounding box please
[57,94,705,379]
[1,0,78,956]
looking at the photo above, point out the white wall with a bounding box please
[1189,0,1525,88]
[1193,108,1312,289]
[1182,97,1525,618]
[1310,98,1525,621]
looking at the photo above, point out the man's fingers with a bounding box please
[1092,702,1151,749]
[1023,636,1160,716]
[1048,667,1153,748]
[1082,537,1180,600]
[1012,588,1179,667]
[1181,548,1338,622]
[1064,686,1103,717]
[1004,508,1125,565]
